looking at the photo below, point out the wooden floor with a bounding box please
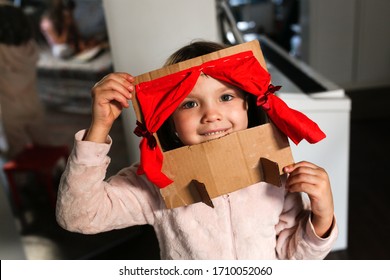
[4,87,390,260]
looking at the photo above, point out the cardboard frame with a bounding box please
[132,40,294,208]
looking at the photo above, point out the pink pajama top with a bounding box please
[56,130,338,260]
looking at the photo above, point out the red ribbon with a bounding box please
[134,51,326,188]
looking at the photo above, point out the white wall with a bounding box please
[354,0,390,87]
[103,0,220,164]
[300,0,356,88]
[300,0,390,89]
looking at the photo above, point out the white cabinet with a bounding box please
[263,36,351,251]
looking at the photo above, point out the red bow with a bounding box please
[134,121,157,149]
[257,84,282,109]
[134,51,325,188]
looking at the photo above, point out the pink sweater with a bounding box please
[56,130,338,259]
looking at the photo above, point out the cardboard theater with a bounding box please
[131,40,325,209]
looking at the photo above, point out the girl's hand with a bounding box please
[283,161,334,238]
[85,72,134,143]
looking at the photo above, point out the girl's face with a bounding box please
[171,74,248,145]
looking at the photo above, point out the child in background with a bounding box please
[40,0,105,59]
[56,40,338,259]
[0,3,51,158]
[40,0,80,59]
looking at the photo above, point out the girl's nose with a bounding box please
[201,106,222,123]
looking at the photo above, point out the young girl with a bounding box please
[56,41,337,259]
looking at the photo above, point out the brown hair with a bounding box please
[0,5,33,45]
[164,40,227,66]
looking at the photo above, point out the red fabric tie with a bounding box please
[134,51,326,188]
[134,121,157,149]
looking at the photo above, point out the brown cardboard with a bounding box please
[132,40,294,209]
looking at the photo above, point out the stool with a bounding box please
[3,145,69,210]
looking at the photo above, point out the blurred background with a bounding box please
[1,0,389,260]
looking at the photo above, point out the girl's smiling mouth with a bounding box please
[201,129,230,137]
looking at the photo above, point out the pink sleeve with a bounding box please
[275,191,338,259]
[56,130,161,234]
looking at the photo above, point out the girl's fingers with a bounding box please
[287,180,321,196]
[114,72,135,82]
[287,171,320,186]
[94,88,130,108]
[110,72,135,91]
[283,161,318,173]
[284,162,329,195]
[93,79,133,101]
[100,72,134,83]
[94,73,135,97]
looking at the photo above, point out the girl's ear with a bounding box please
[171,119,181,142]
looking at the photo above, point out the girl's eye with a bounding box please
[220,94,233,102]
[182,101,198,109]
